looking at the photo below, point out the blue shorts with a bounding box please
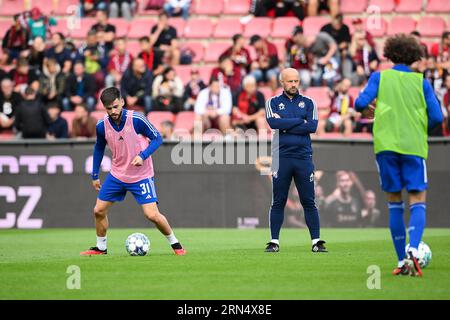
[98,174,158,205]
[375,151,428,193]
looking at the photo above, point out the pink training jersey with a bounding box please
[103,110,154,183]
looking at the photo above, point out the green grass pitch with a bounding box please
[1,228,450,300]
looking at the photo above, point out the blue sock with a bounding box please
[304,207,320,241]
[389,202,406,262]
[269,207,284,241]
[409,202,426,250]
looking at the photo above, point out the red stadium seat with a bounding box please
[340,0,368,14]
[387,17,416,36]
[53,0,80,15]
[127,41,141,57]
[61,111,76,135]
[194,0,224,15]
[365,17,387,38]
[348,87,363,101]
[214,18,243,38]
[367,0,395,13]
[0,0,27,16]
[169,17,186,38]
[273,40,286,61]
[0,20,13,39]
[302,16,330,37]
[243,17,273,38]
[395,0,423,13]
[271,17,301,39]
[71,18,97,39]
[108,18,130,38]
[128,19,157,39]
[174,65,192,84]
[204,41,230,63]
[0,130,15,140]
[147,111,176,132]
[426,0,450,13]
[91,111,106,123]
[417,16,446,37]
[182,41,205,63]
[304,87,331,110]
[348,133,373,139]
[198,65,215,83]
[174,111,196,133]
[184,18,214,39]
[223,0,251,15]
[259,87,274,101]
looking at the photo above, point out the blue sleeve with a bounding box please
[92,121,106,180]
[423,79,444,129]
[265,98,304,129]
[355,72,380,112]
[133,114,163,160]
[286,99,319,135]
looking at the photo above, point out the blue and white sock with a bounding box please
[408,202,426,257]
[389,202,406,263]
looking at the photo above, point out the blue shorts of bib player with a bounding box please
[375,151,427,193]
[98,173,158,205]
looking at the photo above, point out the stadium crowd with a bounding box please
[0,0,449,140]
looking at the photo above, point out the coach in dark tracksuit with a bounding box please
[264,68,327,253]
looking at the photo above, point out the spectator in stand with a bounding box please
[90,9,117,52]
[163,0,191,21]
[9,57,40,93]
[2,14,30,64]
[410,31,429,73]
[285,26,312,89]
[160,120,175,140]
[81,0,108,17]
[109,0,137,21]
[219,34,252,77]
[150,11,180,66]
[317,78,355,136]
[441,74,450,136]
[44,33,72,69]
[38,58,65,104]
[120,57,153,113]
[321,13,352,81]
[351,18,375,49]
[309,31,338,87]
[14,86,51,139]
[0,78,22,131]
[63,61,97,111]
[27,36,46,71]
[106,37,133,88]
[194,78,232,135]
[78,30,107,90]
[138,36,165,76]
[152,66,184,113]
[210,55,242,92]
[182,68,206,111]
[46,102,68,139]
[231,75,266,133]
[430,31,450,71]
[349,32,380,86]
[249,35,280,91]
[71,103,97,138]
[273,0,305,20]
[27,7,56,41]
[307,0,339,17]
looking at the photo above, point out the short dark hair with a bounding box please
[410,31,421,37]
[383,34,423,65]
[100,87,121,107]
[47,101,60,110]
[158,11,168,18]
[54,32,65,41]
[232,34,242,44]
[219,55,231,64]
[24,86,35,96]
[139,36,150,43]
[75,103,88,112]
[249,34,262,45]
[442,31,450,40]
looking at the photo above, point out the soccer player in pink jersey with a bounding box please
[80,87,186,256]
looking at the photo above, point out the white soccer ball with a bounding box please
[405,241,432,268]
[126,233,150,256]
